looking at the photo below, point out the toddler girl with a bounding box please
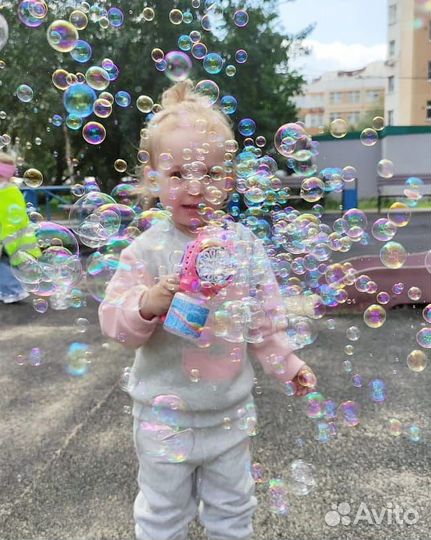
[99,81,316,540]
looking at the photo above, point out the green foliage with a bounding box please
[0,0,310,192]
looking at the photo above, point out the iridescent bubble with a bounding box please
[178,34,192,51]
[405,424,422,443]
[235,49,248,64]
[65,342,90,376]
[164,51,192,82]
[225,64,236,77]
[337,400,360,427]
[268,479,289,516]
[23,168,43,188]
[305,391,324,419]
[64,83,97,118]
[220,95,237,115]
[15,84,34,104]
[380,241,407,269]
[47,20,79,53]
[66,114,83,130]
[29,347,44,367]
[136,95,154,113]
[363,304,386,328]
[422,304,431,323]
[416,328,431,349]
[138,420,194,462]
[342,165,357,183]
[203,52,224,74]
[70,40,92,63]
[377,159,394,179]
[371,218,396,241]
[115,91,131,108]
[114,159,127,173]
[93,98,112,118]
[86,66,110,90]
[108,7,124,27]
[426,250,431,274]
[238,118,256,137]
[143,7,155,21]
[195,79,219,105]
[408,286,421,301]
[346,326,360,341]
[274,123,310,157]
[387,202,411,228]
[388,418,402,436]
[82,122,106,145]
[233,9,249,27]
[360,128,378,146]
[70,10,88,30]
[251,462,265,484]
[191,42,207,60]
[377,291,390,304]
[52,68,69,90]
[372,116,385,131]
[392,282,404,295]
[169,8,183,24]
[33,297,48,314]
[300,177,325,203]
[330,118,348,138]
[369,378,386,402]
[407,350,427,372]
[18,0,46,28]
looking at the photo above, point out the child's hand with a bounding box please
[139,274,180,319]
[291,365,317,397]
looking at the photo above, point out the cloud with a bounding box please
[291,40,387,80]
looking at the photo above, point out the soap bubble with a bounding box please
[93,98,112,118]
[388,418,402,436]
[169,9,183,25]
[387,202,411,227]
[64,83,97,118]
[65,342,90,376]
[18,1,46,28]
[416,328,431,349]
[407,350,427,372]
[52,68,69,90]
[115,90,131,108]
[372,116,385,131]
[143,7,155,21]
[274,123,310,157]
[235,49,248,64]
[70,10,88,30]
[300,177,325,203]
[377,159,394,178]
[337,401,360,427]
[70,40,92,63]
[203,52,224,75]
[47,20,79,53]
[289,460,316,495]
[379,241,407,269]
[165,51,192,82]
[369,378,386,402]
[136,95,154,113]
[152,394,188,427]
[422,304,431,323]
[195,79,219,105]
[268,478,289,516]
[233,9,249,27]
[23,168,43,188]
[238,118,256,137]
[82,122,106,145]
[220,95,237,115]
[346,326,360,341]
[330,119,348,138]
[137,421,194,463]
[16,84,34,103]
[33,297,48,314]
[363,304,386,328]
[371,218,396,241]
[108,7,124,27]
[408,286,421,301]
[305,392,324,419]
[360,128,378,146]
[85,66,110,90]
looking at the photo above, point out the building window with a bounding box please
[367,90,380,102]
[427,101,431,121]
[329,92,342,104]
[388,110,394,126]
[389,40,396,57]
[428,60,431,81]
[347,112,361,126]
[347,91,360,104]
[389,4,397,24]
[388,76,395,93]
[329,112,342,122]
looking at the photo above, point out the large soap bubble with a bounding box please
[0,14,9,52]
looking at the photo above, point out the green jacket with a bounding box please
[0,183,41,265]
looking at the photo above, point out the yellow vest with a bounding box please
[0,184,41,265]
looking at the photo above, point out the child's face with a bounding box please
[149,125,230,232]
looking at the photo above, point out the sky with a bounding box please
[278,0,388,80]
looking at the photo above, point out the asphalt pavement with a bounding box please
[1,212,430,540]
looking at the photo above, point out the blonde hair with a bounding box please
[0,151,16,166]
[136,80,234,207]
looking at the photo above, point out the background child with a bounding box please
[0,151,41,303]
[99,81,316,540]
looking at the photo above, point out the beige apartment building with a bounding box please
[385,0,431,126]
[295,61,387,135]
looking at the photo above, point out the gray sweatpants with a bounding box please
[133,417,257,540]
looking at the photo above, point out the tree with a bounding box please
[0,0,311,191]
